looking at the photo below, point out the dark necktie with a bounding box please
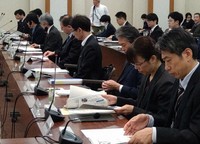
[171,84,184,128]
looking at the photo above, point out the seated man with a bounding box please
[165,11,183,33]
[146,13,163,42]
[44,16,82,70]
[25,13,46,44]
[190,13,200,37]
[96,15,116,38]
[14,9,30,34]
[124,29,200,144]
[71,15,102,81]
[31,13,62,54]
[102,26,141,99]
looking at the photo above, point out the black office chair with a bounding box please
[101,64,116,80]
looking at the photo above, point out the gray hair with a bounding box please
[39,13,54,26]
[115,26,140,43]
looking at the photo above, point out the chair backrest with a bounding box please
[101,64,116,80]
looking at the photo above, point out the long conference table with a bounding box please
[0,42,128,143]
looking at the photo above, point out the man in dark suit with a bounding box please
[14,9,30,34]
[124,29,200,144]
[31,13,62,54]
[146,13,163,42]
[24,13,46,44]
[190,13,200,37]
[102,26,141,99]
[96,15,116,38]
[109,11,133,40]
[44,16,82,69]
[71,15,102,80]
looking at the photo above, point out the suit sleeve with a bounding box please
[34,29,46,44]
[156,85,200,144]
[59,39,81,66]
[193,26,200,37]
[75,45,100,78]
[130,80,174,126]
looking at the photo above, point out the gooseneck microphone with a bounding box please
[59,113,100,144]
[34,54,48,96]
[45,55,64,122]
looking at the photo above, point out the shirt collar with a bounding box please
[180,62,199,90]
[81,34,92,46]
[123,21,128,26]
[47,25,53,34]
[151,24,158,32]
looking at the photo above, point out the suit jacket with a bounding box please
[75,35,102,80]
[17,19,30,34]
[109,61,141,100]
[117,65,175,126]
[97,23,116,37]
[56,35,82,68]
[41,26,62,53]
[157,64,200,144]
[191,23,200,37]
[182,19,195,29]
[149,25,163,42]
[30,24,46,44]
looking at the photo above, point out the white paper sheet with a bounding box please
[17,46,42,52]
[31,68,69,74]
[31,55,49,61]
[82,128,130,144]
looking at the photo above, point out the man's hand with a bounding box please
[102,80,120,91]
[114,104,134,115]
[101,94,117,105]
[128,128,153,144]
[44,51,55,57]
[124,114,149,135]
[30,43,39,48]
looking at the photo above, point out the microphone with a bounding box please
[33,54,48,96]
[59,113,100,144]
[44,55,64,122]
[0,20,12,29]
[19,42,29,73]
[0,13,5,22]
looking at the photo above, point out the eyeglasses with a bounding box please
[132,60,147,67]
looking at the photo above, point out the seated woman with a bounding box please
[103,36,175,127]
[96,15,116,38]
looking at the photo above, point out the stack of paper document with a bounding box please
[65,85,107,109]
[17,46,42,52]
[81,128,130,144]
[48,78,82,85]
[30,55,49,61]
[31,68,69,74]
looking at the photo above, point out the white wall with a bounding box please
[30,0,45,13]
[50,0,68,30]
[153,0,170,31]
[185,0,200,15]
[132,0,148,28]
[0,0,30,31]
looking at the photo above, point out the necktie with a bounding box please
[171,84,184,128]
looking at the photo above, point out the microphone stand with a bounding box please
[34,54,48,96]
[44,55,64,122]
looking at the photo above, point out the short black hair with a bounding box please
[25,13,39,24]
[71,15,91,32]
[14,9,25,16]
[115,11,127,20]
[168,11,183,25]
[61,16,73,26]
[100,15,111,23]
[141,14,147,19]
[157,28,198,59]
[185,12,192,18]
[30,8,42,17]
[146,13,159,24]
[59,14,68,22]
[115,26,140,43]
[127,36,160,63]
